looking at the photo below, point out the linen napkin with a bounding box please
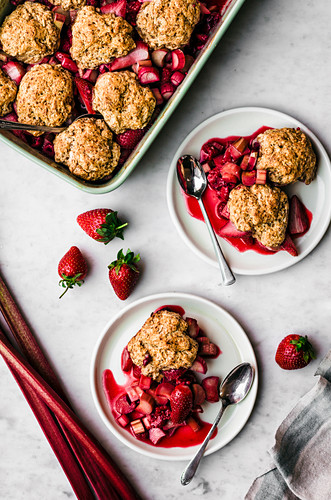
[246,349,331,500]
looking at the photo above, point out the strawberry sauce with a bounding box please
[103,369,215,448]
[181,126,312,255]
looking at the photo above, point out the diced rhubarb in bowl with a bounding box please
[0,0,244,192]
[102,305,222,448]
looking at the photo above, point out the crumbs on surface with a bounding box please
[127,310,198,381]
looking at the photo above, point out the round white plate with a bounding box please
[90,292,258,461]
[167,107,331,275]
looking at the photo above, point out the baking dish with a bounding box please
[0,0,246,194]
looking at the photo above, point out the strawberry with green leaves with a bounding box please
[275,334,315,370]
[108,249,140,300]
[58,246,88,298]
[77,209,127,244]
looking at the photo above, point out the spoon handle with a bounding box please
[181,400,228,485]
[0,119,65,133]
[198,198,236,286]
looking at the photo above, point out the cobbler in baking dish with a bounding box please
[0,0,230,181]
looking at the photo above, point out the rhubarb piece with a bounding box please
[126,386,140,403]
[170,384,193,424]
[139,374,152,390]
[199,3,211,14]
[201,376,219,403]
[138,66,160,84]
[121,346,133,372]
[202,162,212,173]
[170,70,185,86]
[142,416,151,430]
[2,61,26,85]
[75,77,94,114]
[199,342,218,357]
[160,82,175,100]
[231,137,249,156]
[240,154,250,170]
[288,195,309,235]
[55,52,79,72]
[151,88,163,105]
[130,419,145,435]
[187,415,201,432]
[191,356,207,374]
[149,428,166,444]
[151,49,169,67]
[248,150,258,170]
[54,12,66,30]
[115,394,137,415]
[220,162,241,184]
[171,49,185,71]
[82,69,98,83]
[108,42,149,71]
[0,327,140,500]
[182,54,194,73]
[132,59,152,74]
[155,382,174,400]
[242,170,257,186]
[186,317,199,338]
[134,385,144,398]
[100,0,127,17]
[256,169,267,184]
[136,393,155,414]
[129,410,145,420]
[117,414,130,427]
[196,336,210,344]
[192,383,206,406]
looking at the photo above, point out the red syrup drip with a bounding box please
[103,369,215,448]
[182,126,313,255]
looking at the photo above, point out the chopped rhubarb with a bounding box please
[139,374,152,390]
[240,154,250,170]
[201,376,220,403]
[126,386,139,402]
[220,162,241,183]
[160,82,175,100]
[130,419,145,435]
[288,195,310,235]
[149,428,166,444]
[171,49,186,71]
[191,356,207,374]
[138,66,160,84]
[136,393,155,415]
[247,150,258,170]
[132,59,152,74]
[100,0,127,17]
[170,71,185,86]
[155,382,174,400]
[151,49,169,67]
[242,170,256,186]
[121,346,133,372]
[75,77,95,114]
[151,88,163,105]
[232,137,249,154]
[199,2,211,14]
[117,414,130,427]
[55,52,78,72]
[202,162,212,173]
[142,416,151,430]
[54,12,66,30]
[192,383,206,406]
[196,336,210,344]
[256,169,267,184]
[115,394,137,415]
[108,42,149,71]
[182,54,194,72]
[2,61,25,85]
[186,317,199,338]
[199,342,218,357]
[187,416,201,432]
[82,69,98,83]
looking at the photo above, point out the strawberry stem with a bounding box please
[96,211,128,243]
[58,273,84,299]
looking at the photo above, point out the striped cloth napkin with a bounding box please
[246,349,331,500]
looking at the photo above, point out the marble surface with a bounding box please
[0,0,331,498]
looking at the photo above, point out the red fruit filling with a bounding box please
[103,306,222,447]
[181,126,313,256]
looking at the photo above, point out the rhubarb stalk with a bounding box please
[0,328,140,500]
[0,273,136,500]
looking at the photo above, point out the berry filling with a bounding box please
[4,0,232,181]
[181,126,313,256]
[102,305,221,447]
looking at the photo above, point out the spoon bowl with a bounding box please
[181,362,254,485]
[176,154,236,286]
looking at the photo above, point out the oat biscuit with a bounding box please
[0,68,17,117]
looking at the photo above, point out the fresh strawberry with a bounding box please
[116,129,145,150]
[169,384,193,424]
[108,249,140,300]
[58,246,88,298]
[275,334,315,370]
[77,209,127,244]
[75,77,94,114]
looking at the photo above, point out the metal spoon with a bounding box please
[181,362,254,485]
[177,155,235,286]
[0,113,102,133]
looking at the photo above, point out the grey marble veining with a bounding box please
[1,0,331,498]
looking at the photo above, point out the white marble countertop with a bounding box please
[1,0,331,498]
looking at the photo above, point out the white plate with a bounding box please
[167,107,331,275]
[90,292,258,461]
